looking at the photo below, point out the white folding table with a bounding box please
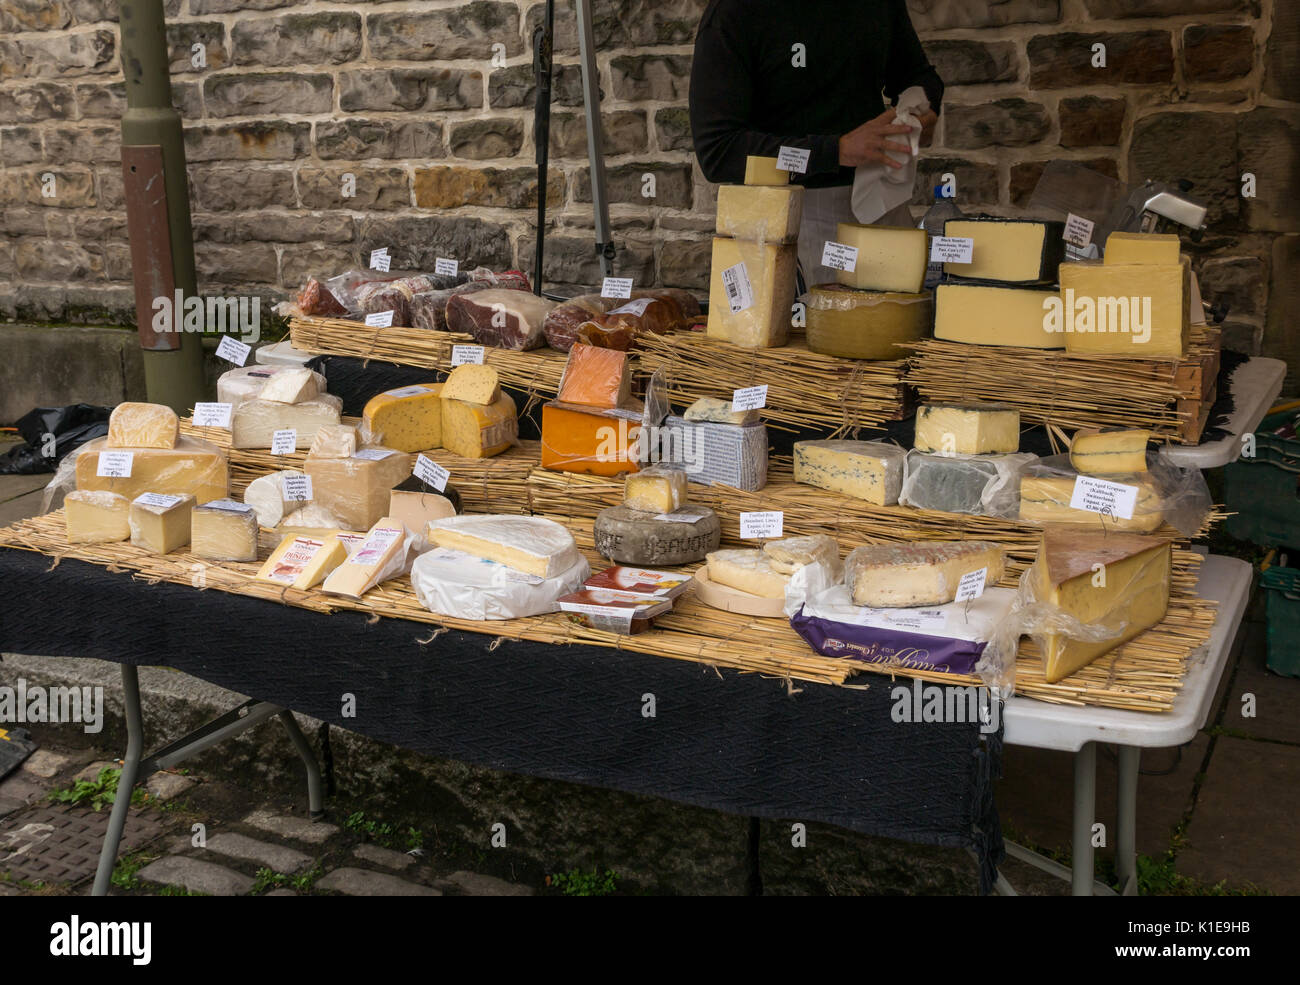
[1162,357,1287,470]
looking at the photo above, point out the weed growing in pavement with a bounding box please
[47,767,146,812]
[546,868,618,897]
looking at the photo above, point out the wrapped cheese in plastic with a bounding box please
[51,435,229,512]
[217,365,329,410]
[305,446,413,531]
[899,450,1037,518]
[411,548,591,621]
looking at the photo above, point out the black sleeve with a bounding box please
[688,3,841,184]
[883,0,944,115]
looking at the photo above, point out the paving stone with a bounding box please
[242,809,338,845]
[206,832,312,874]
[20,749,69,779]
[1224,620,1300,745]
[443,870,533,896]
[0,797,27,819]
[264,888,297,896]
[74,760,117,784]
[0,772,48,806]
[137,856,254,896]
[316,867,441,896]
[352,843,415,870]
[144,772,196,802]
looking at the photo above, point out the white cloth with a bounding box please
[850,86,929,225]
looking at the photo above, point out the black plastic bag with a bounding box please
[0,403,110,475]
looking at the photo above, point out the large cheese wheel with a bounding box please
[805,284,932,360]
[593,504,721,565]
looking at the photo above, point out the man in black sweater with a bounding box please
[690,0,944,286]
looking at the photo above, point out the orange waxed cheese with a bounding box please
[557,344,632,409]
[541,401,642,477]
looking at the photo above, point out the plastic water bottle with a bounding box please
[920,188,963,289]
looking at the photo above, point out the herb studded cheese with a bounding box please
[361,384,443,452]
[793,440,904,506]
[845,541,1005,608]
[914,403,1020,456]
[442,391,517,459]
[441,364,500,405]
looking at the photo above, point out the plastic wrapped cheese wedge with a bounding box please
[305,447,413,531]
[763,534,842,580]
[425,514,580,579]
[65,490,130,544]
[107,402,179,449]
[256,533,349,590]
[321,518,415,599]
[217,366,328,410]
[900,450,1037,518]
[70,435,228,507]
[231,395,343,450]
[844,541,1005,608]
[411,547,590,621]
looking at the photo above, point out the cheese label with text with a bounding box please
[369,248,391,272]
[732,385,768,412]
[215,336,250,366]
[413,454,450,492]
[434,257,458,277]
[721,262,755,314]
[821,241,859,272]
[364,311,395,328]
[191,402,233,429]
[955,567,988,602]
[739,511,784,539]
[1069,475,1138,520]
[134,492,184,509]
[282,473,312,502]
[1064,213,1095,248]
[776,146,810,174]
[271,429,297,456]
[930,237,974,264]
[96,451,134,478]
[451,345,485,366]
[601,277,634,299]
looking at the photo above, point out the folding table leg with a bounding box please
[277,710,324,819]
[91,664,143,897]
[1072,741,1097,897]
[1115,745,1140,896]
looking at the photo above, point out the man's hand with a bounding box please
[838,109,919,169]
[916,109,938,148]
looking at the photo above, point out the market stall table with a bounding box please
[1161,357,1288,469]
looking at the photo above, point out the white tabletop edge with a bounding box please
[1162,358,1288,470]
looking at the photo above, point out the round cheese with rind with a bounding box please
[594,504,721,566]
[805,284,932,360]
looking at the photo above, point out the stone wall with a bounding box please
[0,0,1296,388]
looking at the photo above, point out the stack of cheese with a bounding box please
[661,397,769,492]
[557,566,691,635]
[361,364,518,460]
[1019,427,1164,532]
[706,155,802,348]
[805,223,932,360]
[593,464,721,566]
[900,403,1036,518]
[541,344,645,476]
[303,423,413,532]
[67,402,229,545]
[932,217,1066,349]
[697,535,841,616]
[223,367,344,450]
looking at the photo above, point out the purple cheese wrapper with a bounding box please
[790,606,989,676]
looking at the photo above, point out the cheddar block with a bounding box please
[715,184,804,244]
[256,533,348,590]
[744,155,789,186]
[321,518,409,598]
[257,367,322,404]
[541,400,642,477]
[75,436,228,505]
[833,223,927,293]
[557,344,633,409]
[1019,474,1165,532]
[65,490,130,544]
[191,500,259,562]
[1070,428,1150,475]
[1059,259,1190,359]
[1033,528,1171,682]
[934,282,1062,349]
[624,465,688,514]
[308,424,359,459]
[107,402,179,449]
[914,403,1020,455]
[942,218,1065,284]
[706,237,796,349]
[305,447,414,531]
[441,391,517,459]
[1104,231,1181,266]
[128,493,196,554]
[805,284,932,360]
[361,384,443,452]
[442,364,500,405]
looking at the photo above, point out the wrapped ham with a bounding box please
[445,289,559,349]
[542,289,701,351]
[297,277,349,318]
[409,269,534,333]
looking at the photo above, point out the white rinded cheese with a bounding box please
[425,515,579,578]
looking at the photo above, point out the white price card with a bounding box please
[739,511,784,539]
[955,567,988,603]
[1070,475,1138,520]
[271,429,297,456]
[353,448,396,461]
[776,145,811,174]
[191,402,232,429]
[413,454,450,491]
[821,240,859,272]
[721,262,754,314]
[434,257,459,278]
[369,248,391,272]
[930,236,974,264]
[215,335,250,366]
[134,492,184,509]
[1064,213,1095,248]
[601,277,634,299]
[282,473,312,502]
[364,310,394,328]
[451,344,485,366]
[653,511,705,525]
[609,298,655,317]
[96,451,134,478]
[732,384,768,412]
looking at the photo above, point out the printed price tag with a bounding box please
[930,236,974,264]
[215,336,250,366]
[270,429,297,456]
[609,298,655,317]
[451,344,485,366]
[413,454,450,492]
[384,385,437,399]
[134,492,183,509]
[739,511,783,539]
[653,511,705,525]
[434,257,459,278]
[369,248,391,272]
[731,385,768,412]
[191,402,232,429]
[601,277,634,299]
[776,145,811,174]
[721,262,754,314]
[202,499,253,514]
[282,473,312,502]
[821,241,859,272]
[353,448,396,461]
[1069,475,1138,520]
[364,310,394,328]
[96,451,134,478]
[885,608,947,631]
[1064,213,1095,248]
[955,567,988,603]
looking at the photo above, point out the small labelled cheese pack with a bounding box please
[107,402,180,450]
[129,492,196,554]
[583,566,691,602]
[556,588,673,635]
[441,364,500,405]
[321,518,410,599]
[256,533,348,590]
[557,344,633,410]
[308,424,360,460]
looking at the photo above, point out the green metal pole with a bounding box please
[118,0,207,413]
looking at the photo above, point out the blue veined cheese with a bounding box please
[792,440,904,506]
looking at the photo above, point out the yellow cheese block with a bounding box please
[64,490,130,544]
[706,237,796,349]
[706,549,789,599]
[1034,528,1172,682]
[1104,231,1181,266]
[1069,428,1151,475]
[624,465,688,514]
[1019,474,1165,532]
[256,533,348,590]
[833,223,927,293]
[128,493,195,554]
[108,402,180,449]
[744,155,789,186]
[805,284,931,360]
[305,448,414,531]
[75,436,228,505]
[715,184,804,244]
[442,364,500,404]
[914,403,1020,455]
[441,391,518,459]
[321,518,408,598]
[941,218,1064,284]
[1059,258,1190,359]
[191,500,259,562]
[361,384,443,453]
[934,282,1062,349]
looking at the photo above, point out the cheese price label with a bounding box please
[364,310,395,328]
[369,248,391,272]
[776,145,811,174]
[1069,475,1138,520]
[1064,213,1095,248]
[134,492,183,509]
[955,567,988,602]
[413,454,450,492]
[214,336,251,366]
[731,384,768,412]
[385,385,437,398]
[353,448,396,461]
[739,511,783,539]
[434,257,459,277]
[930,236,974,264]
[282,473,312,502]
[451,344,485,366]
[609,298,655,317]
[885,608,947,631]
[721,262,755,314]
[601,277,634,299]
[270,429,298,456]
[821,241,859,272]
[652,511,704,525]
[191,402,233,429]
[96,451,134,478]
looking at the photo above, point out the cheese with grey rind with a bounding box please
[900,450,1037,517]
[594,504,721,566]
[845,541,1006,607]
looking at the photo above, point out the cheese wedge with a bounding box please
[1069,428,1151,475]
[705,549,789,599]
[624,465,688,514]
[442,364,500,405]
[258,367,322,404]
[845,541,1005,607]
[441,391,517,459]
[793,440,904,506]
[833,223,927,293]
[65,490,130,544]
[914,403,1020,455]
[191,500,259,562]
[558,345,633,409]
[321,519,408,598]
[762,535,839,576]
[128,493,196,554]
[715,184,803,243]
[1019,474,1164,532]
[107,402,180,449]
[1104,231,1181,266]
[257,533,348,590]
[425,514,580,578]
[305,448,414,532]
[308,424,359,459]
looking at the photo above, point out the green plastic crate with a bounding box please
[1224,410,1300,547]
[1260,567,1300,677]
